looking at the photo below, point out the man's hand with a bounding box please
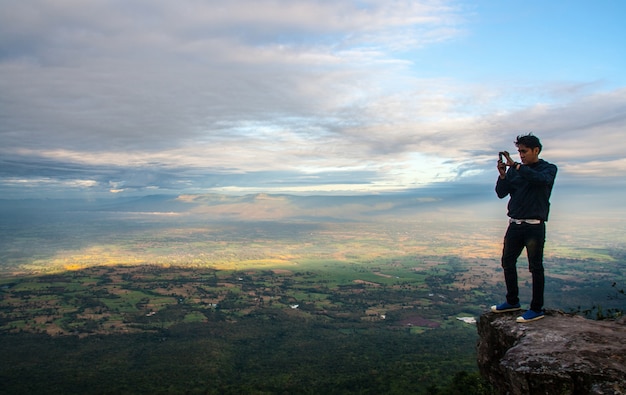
[497,161,507,178]
[501,150,516,167]
[498,150,519,178]
[497,154,507,178]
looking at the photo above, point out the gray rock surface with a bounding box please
[477,310,626,394]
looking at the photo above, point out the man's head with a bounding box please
[515,134,542,164]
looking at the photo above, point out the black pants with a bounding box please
[501,221,546,312]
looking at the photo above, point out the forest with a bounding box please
[1,254,623,394]
[1,263,495,394]
[1,197,624,394]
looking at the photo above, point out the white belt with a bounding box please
[509,218,542,225]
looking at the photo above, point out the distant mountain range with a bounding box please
[0,185,498,223]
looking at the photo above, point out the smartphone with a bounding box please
[499,152,504,162]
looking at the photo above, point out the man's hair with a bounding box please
[515,133,542,152]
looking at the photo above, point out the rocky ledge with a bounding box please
[477,310,626,394]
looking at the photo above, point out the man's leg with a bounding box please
[501,224,525,306]
[525,223,546,312]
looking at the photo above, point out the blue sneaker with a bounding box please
[516,309,545,323]
[490,302,521,313]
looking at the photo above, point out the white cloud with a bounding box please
[2,177,98,189]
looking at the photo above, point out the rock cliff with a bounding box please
[477,310,626,394]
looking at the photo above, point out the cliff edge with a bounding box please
[477,310,626,394]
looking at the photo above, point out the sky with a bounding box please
[1,0,625,206]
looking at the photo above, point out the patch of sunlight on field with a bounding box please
[548,246,617,261]
[5,217,624,278]
[211,259,299,270]
[183,311,208,323]
[22,246,149,274]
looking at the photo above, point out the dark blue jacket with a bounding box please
[496,159,557,221]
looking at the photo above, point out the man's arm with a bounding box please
[495,174,511,199]
[495,159,510,198]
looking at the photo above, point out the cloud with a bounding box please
[482,87,626,179]
[0,1,460,156]
[0,1,464,186]
[0,0,624,199]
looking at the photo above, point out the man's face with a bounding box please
[517,144,540,164]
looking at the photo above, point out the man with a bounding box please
[491,134,557,323]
